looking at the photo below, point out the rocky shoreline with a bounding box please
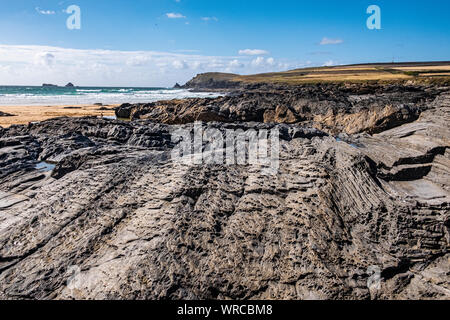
[0,80,449,299]
[117,82,446,135]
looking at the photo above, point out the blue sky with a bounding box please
[0,0,449,86]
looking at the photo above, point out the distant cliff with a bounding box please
[181,62,450,91]
[182,72,242,91]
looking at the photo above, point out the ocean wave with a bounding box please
[0,88,223,106]
[76,89,102,93]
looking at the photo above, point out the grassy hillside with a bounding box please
[189,61,450,86]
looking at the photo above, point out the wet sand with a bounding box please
[0,104,118,127]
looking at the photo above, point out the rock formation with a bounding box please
[0,112,15,117]
[0,82,448,300]
[182,72,242,91]
[116,82,446,135]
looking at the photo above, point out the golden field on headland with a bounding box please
[0,104,117,128]
[197,61,450,85]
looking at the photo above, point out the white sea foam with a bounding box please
[0,88,222,106]
[76,89,102,92]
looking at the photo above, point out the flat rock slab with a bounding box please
[0,191,28,210]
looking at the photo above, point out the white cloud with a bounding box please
[277,62,291,70]
[126,55,151,66]
[173,49,200,53]
[201,17,219,22]
[251,57,265,67]
[172,60,188,69]
[229,59,244,68]
[320,37,343,45]
[251,57,277,68]
[323,60,336,67]
[35,7,56,15]
[191,61,205,70]
[207,59,226,69]
[166,13,186,19]
[35,52,55,66]
[239,49,269,56]
[0,45,307,87]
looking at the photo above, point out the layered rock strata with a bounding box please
[0,85,448,300]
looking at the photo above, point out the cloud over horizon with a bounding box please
[322,60,336,66]
[0,45,309,87]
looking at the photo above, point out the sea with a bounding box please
[0,86,221,106]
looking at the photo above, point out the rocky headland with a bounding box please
[0,77,449,300]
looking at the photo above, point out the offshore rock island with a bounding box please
[0,63,449,300]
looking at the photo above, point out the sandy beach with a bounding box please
[0,104,117,127]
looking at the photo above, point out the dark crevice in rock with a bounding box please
[381,260,411,280]
[379,165,433,182]
[392,147,447,167]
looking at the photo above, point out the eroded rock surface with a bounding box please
[116,83,446,135]
[0,86,449,300]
